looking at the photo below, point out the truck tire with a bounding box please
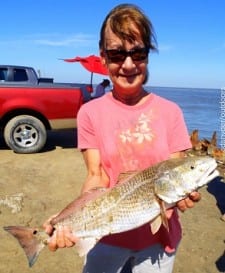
[4,115,47,154]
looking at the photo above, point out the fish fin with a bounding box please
[150,215,162,234]
[3,226,46,267]
[75,237,98,257]
[159,200,169,231]
[150,200,169,234]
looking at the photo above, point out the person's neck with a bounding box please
[112,89,149,106]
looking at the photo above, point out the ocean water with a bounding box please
[146,86,221,146]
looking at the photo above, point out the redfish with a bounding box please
[4,156,219,267]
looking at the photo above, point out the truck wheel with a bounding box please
[4,115,47,154]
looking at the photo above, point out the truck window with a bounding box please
[13,69,28,81]
[0,68,7,81]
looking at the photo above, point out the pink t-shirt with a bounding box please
[77,92,191,252]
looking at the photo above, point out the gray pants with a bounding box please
[82,243,176,273]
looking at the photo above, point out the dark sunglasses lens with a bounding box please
[105,48,148,63]
[106,50,126,62]
[132,48,148,61]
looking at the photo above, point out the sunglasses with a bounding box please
[104,47,149,63]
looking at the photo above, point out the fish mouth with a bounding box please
[198,161,219,186]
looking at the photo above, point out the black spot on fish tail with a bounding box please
[3,226,46,267]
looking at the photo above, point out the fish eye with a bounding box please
[190,166,195,170]
[33,230,38,235]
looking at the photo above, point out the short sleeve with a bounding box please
[167,104,191,153]
[77,105,98,149]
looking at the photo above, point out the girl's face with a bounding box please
[100,25,149,95]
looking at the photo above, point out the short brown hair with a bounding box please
[99,4,157,52]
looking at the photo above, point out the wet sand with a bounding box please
[0,130,225,273]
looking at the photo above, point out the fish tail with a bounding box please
[3,226,47,267]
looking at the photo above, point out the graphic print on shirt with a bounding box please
[116,111,156,171]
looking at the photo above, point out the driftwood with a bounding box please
[187,130,225,178]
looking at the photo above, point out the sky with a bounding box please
[1,0,224,89]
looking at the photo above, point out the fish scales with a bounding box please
[3,156,219,267]
[62,171,158,238]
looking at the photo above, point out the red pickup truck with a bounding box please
[0,65,93,153]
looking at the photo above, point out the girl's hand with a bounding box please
[176,191,201,212]
[43,215,78,251]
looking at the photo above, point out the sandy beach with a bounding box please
[0,130,225,273]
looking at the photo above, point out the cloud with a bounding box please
[158,44,174,52]
[0,33,97,48]
[210,42,225,53]
[34,34,97,47]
